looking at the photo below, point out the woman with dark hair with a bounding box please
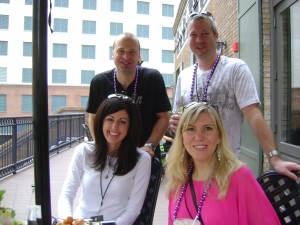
[58,94,151,225]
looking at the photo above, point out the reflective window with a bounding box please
[162,4,174,17]
[52,69,67,83]
[162,50,173,63]
[53,43,67,58]
[82,45,95,59]
[137,24,149,38]
[22,95,32,112]
[52,95,66,112]
[24,16,32,31]
[111,0,123,12]
[81,70,94,84]
[82,20,96,34]
[54,18,68,32]
[137,1,149,15]
[0,67,7,82]
[22,68,32,83]
[0,15,9,29]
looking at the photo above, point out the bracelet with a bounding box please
[268,150,280,161]
[144,142,156,152]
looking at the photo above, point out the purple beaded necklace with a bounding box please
[113,66,139,102]
[190,54,221,102]
[173,165,213,222]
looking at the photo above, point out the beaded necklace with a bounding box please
[113,66,139,103]
[172,165,213,222]
[190,54,221,102]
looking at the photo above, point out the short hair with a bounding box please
[92,96,142,175]
[112,32,141,51]
[187,12,218,35]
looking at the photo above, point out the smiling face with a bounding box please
[103,109,129,154]
[182,111,220,166]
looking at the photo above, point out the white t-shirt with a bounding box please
[173,56,260,156]
[58,142,151,225]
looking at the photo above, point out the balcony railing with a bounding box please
[0,113,85,179]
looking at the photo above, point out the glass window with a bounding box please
[54,18,68,32]
[83,0,97,10]
[22,95,32,112]
[53,43,67,58]
[82,45,95,59]
[0,0,9,3]
[0,41,8,55]
[81,70,94,84]
[162,50,173,63]
[140,48,149,62]
[137,24,149,38]
[0,15,9,29]
[80,96,88,108]
[24,16,32,31]
[110,22,123,36]
[0,94,6,112]
[162,73,173,87]
[52,95,66,112]
[109,46,113,60]
[0,67,7,82]
[82,20,96,34]
[52,69,67,83]
[23,42,32,57]
[22,68,32,83]
[111,0,123,12]
[55,0,69,7]
[162,27,173,40]
[162,4,174,17]
[25,0,32,5]
[137,1,149,15]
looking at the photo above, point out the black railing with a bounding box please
[0,113,85,179]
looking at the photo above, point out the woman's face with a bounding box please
[103,109,129,152]
[182,111,220,164]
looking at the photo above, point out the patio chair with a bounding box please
[257,170,300,225]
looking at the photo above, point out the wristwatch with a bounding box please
[144,142,156,152]
[268,150,280,161]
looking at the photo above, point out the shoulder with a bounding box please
[139,67,163,79]
[230,166,257,186]
[75,142,95,156]
[91,69,114,83]
[178,65,195,79]
[137,148,151,160]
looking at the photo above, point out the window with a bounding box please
[111,0,123,12]
[23,42,32,57]
[110,22,123,36]
[0,41,8,55]
[82,45,95,59]
[0,67,7,82]
[81,70,94,84]
[83,0,96,10]
[52,95,66,112]
[22,95,32,112]
[162,73,173,87]
[137,1,149,15]
[0,15,9,29]
[54,18,68,32]
[140,48,149,62]
[82,20,96,34]
[53,44,67,58]
[162,27,173,40]
[22,68,32,83]
[55,0,68,7]
[109,46,113,59]
[137,25,149,38]
[25,0,32,5]
[52,69,67,83]
[162,4,174,17]
[80,96,88,108]
[0,94,6,112]
[24,16,32,31]
[162,50,173,63]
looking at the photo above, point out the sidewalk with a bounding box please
[0,143,168,224]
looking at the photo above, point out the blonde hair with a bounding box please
[166,103,243,199]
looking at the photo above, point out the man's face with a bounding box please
[188,18,218,57]
[112,36,140,73]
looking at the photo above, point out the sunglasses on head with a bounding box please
[108,94,133,102]
[183,101,218,112]
[189,11,214,20]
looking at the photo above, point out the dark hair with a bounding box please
[92,97,142,175]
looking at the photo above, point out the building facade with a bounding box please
[0,0,179,116]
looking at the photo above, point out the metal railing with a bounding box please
[0,113,85,179]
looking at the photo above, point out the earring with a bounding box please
[217,149,221,162]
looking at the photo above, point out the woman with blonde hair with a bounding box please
[166,102,280,225]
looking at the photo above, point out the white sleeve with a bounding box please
[115,150,151,225]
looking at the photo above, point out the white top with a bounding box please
[58,142,151,225]
[173,56,260,156]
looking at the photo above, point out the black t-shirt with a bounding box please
[86,66,171,147]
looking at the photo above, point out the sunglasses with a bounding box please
[183,101,218,112]
[189,11,214,20]
[108,94,133,102]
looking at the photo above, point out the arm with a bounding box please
[142,111,170,157]
[242,104,300,180]
[88,113,96,140]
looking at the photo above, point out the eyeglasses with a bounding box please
[183,101,218,112]
[108,94,133,102]
[189,11,214,20]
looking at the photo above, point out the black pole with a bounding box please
[32,0,52,225]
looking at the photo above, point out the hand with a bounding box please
[170,114,180,133]
[270,156,300,180]
[141,146,155,158]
